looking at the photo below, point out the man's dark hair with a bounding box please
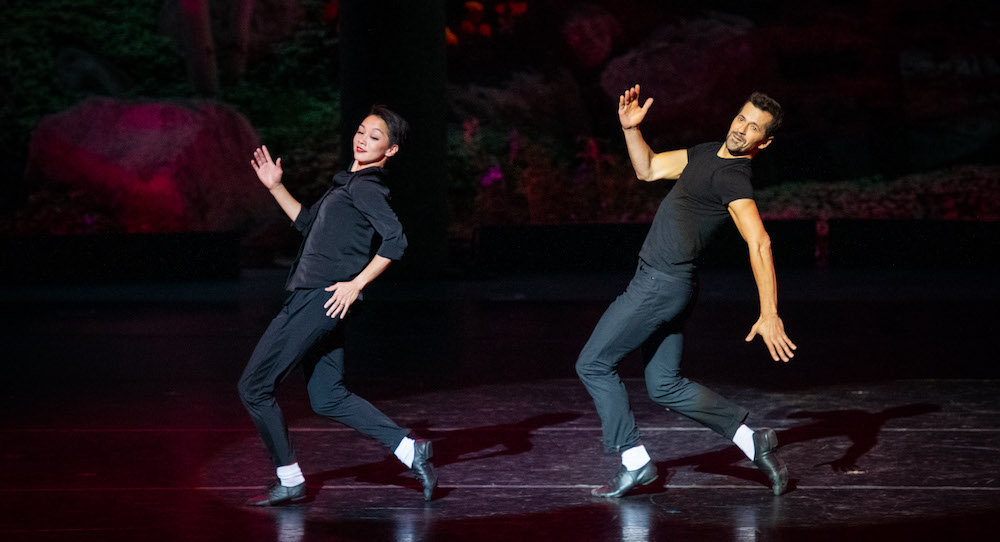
[370,105,409,148]
[746,92,783,138]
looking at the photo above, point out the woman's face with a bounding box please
[353,115,398,169]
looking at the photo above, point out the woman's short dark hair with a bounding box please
[369,105,409,148]
[746,92,783,137]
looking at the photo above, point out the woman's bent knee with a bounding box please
[308,384,351,415]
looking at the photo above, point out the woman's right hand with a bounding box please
[251,145,283,190]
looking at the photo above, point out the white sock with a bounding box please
[621,444,652,471]
[733,425,755,461]
[394,437,415,468]
[276,462,305,487]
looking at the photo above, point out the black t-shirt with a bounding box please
[638,142,754,278]
[285,167,407,290]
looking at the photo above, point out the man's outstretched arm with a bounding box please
[728,198,797,362]
[618,84,687,181]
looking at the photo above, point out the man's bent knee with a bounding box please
[575,356,602,380]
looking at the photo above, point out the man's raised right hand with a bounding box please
[619,84,654,130]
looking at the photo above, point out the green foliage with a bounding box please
[3,0,344,216]
[225,83,341,201]
[1,0,185,148]
[222,0,343,200]
[251,0,341,90]
[0,0,342,160]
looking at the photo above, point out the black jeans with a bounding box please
[575,260,749,453]
[238,288,409,467]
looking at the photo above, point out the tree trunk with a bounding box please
[221,0,255,82]
[176,0,220,95]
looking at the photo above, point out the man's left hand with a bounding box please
[746,314,797,362]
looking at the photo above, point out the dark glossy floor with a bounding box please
[1,267,998,541]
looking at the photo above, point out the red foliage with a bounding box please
[322,0,339,22]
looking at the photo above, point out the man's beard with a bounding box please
[725,133,750,156]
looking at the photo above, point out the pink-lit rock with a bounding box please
[26,97,269,233]
[600,16,770,144]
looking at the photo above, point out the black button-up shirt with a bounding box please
[285,167,407,290]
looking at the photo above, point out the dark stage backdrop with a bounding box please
[339,0,449,275]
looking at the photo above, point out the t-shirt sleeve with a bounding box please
[713,166,754,205]
[351,179,408,261]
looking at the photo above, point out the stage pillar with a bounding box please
[339,1,449,275]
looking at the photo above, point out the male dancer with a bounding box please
[238,105,437,505]
[576,86,797,497]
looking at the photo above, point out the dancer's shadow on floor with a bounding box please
[310,412,581,499]
[654,403,941,493]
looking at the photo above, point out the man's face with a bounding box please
[724,102,773,156]
[353,115,397,166]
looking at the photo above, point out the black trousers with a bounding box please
[575,260,749,453]
[238,288,409,467]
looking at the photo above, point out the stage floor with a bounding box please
[1,268,998,541]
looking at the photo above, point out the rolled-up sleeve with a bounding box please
[351,180,407,261]
[292,204,315,234]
